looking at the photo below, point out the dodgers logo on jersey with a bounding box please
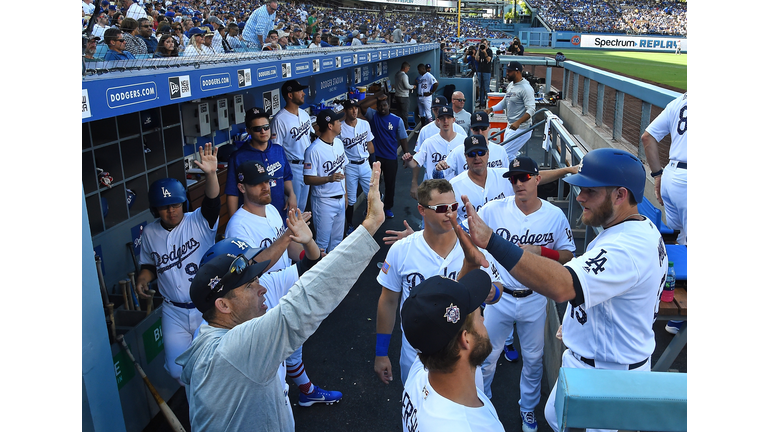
[444,303,460,323]
[583,248,608,274]
[405,272,425,288]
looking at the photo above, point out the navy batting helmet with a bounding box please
[200,237,265,267]
[148,178,187,218]
[563,148,646,202]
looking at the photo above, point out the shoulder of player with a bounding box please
[449,170,469,185]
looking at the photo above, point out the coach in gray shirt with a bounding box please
[451,91,472,134]
[393,62,414,129]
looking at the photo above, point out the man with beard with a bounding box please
[400,266,503,430]
[226,107,296,223]
[459,148,667,432]
[224,160,343,407]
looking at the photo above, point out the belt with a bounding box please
[289,160,303,164]
[672,161,687,169]
[330,195,343,199]
[572,350,648,370]
[164,298,196,309]
[503,287,533,298]
[350,159,367,165]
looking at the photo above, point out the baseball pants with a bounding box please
[661,161,687,245]
[544,348,651,432]
[417,96,433,122]
[311,195,346,253]
[162,302,203,385]
[503,127,532,161]
[481,291,546,412]
[291,161,310,212]
[345,160,371,207]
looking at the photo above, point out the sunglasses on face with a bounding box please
[205,255,250,302]
[510,173,535,184]
[453,98,465,102]
[466,150,486,158]
[422,202,459,213]
[250,124,270,133]
[472,126,488,132]
[158,202,182,212]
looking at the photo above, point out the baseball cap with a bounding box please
[236,160,276,185]
[436,106,453,118]
[401,269,491,355]
[208,16,224,25]
[503,156,539,177]
[316,108,345,130]
[470,111,490,128]
[425,63,432,69]
[245,106,270,123]
[189,253,270,313]
[464,134,489,154]
[341,99,359,109]
[188,27,204,36]
[507,61,523,72]
[431,95,448,108]
[281,79,309,98]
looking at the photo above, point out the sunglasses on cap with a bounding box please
[466,150,486,158]
[204,255,251,302]
[509,173,535,184]
[471,126,488,132]
[422,202,459,213]
[249,124,270,132]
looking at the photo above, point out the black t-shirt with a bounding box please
[477,48,493,73]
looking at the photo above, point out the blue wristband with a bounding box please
[375,333,391,356]
[490,284,501,303]
[486,232,524,271]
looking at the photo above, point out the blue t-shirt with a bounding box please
[364,109,407,160]
[104,50,136,60]
[226,140,294,221]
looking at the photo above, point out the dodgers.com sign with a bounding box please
[106,82,158,109]
[200,73,232,91]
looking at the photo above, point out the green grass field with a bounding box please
[525,48,687,91]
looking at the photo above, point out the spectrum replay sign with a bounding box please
[577,35,686,52]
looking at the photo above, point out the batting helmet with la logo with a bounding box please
[148,178,188,218]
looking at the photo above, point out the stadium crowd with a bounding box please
[82,0,510,59]
[526,0,686,35]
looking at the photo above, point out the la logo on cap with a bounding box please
[513,159,520,167]
[256,164,265,173]
[476,114,482,120]
[471,137,478,145]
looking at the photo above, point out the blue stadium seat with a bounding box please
[638,197,674,235]
[555,368,687,432]
[665,244,687,280]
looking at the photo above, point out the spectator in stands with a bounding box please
[83,35,105,62]
[262,30,282,51]
[121,18,148,56]
[154,33,179,57]
[308,32,322,49]
[243,0,278,49]
[104,27,136,60]
[82,0,95,17]
[289,27,305,46]
[201,29,218,55]
[91,12,109,39]
[184,27,207,56]
[181,16,194,37]
[392,24,403,43]
[122,0,147,21]
[351,30,363,46]
[111,12,124,28]
[475,42,493,108]
[307,9,319,36]
[137,17,158,53]
[207,16,226,53]
[172,22,188,54]
[226,23,246,50]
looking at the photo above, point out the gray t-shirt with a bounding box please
[453,109,471,134]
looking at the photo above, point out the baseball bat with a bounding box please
[120,280,131,310]
[127,242,140,275]
[146,289,156,316]
[128,272,141,311]
[117,335,187,432]
[106,303,117,343]
[94,254,109,308]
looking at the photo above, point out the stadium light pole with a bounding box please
[457,1,461,38]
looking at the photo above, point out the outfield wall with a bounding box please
[520,30,687,53]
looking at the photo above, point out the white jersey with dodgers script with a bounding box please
[563,217,668,365]
[377,231,502,384]
[413,131,466,181]
[304,137,349,197]
[450,168,514,224]
[272,108,314,161]
[340,119,374,161]
[402,356,504,432]
[139,208,218,303]
[645,93,687,162]
[478,197,575,290]
[415,121,466,153]
[224,204,292,273]
[443,141,509,181]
